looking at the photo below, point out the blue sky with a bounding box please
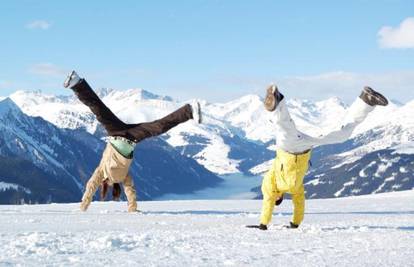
[0,0,413,103]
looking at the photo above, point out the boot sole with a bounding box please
[363,87,388,106]
[196,102,202,124]
[63,71,75,88]
[264,87,277,111]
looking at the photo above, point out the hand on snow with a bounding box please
[128,208,140,213]
[283,222,299,229]
[246,224,268,230]
[79,202,88,212]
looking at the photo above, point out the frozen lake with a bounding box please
[157,173,262,200]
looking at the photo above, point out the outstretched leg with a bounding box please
[126,104,194,143]
[266,85,388,151]
[64,71,127,135]
[314,86,387,146]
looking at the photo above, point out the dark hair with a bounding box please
[112,183,121,200]
[100,181,121,201]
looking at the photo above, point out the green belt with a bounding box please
[109,137,136,158]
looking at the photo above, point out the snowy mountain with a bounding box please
[10,89,273,175]
[6,88,414,199]
[303,100,414,198]
[0,97,222,204]
[0,97,93,203]
[1,190,413,266]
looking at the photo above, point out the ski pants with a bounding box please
[260,149,311,226]
[72,79,193,143]
[260,95,375,225]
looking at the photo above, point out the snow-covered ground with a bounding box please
[1,190,413,266]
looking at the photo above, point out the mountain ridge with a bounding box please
[3,88,413,199]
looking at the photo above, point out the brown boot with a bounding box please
[359,86,388,106]
[264,84,284,111]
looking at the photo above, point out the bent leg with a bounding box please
[126,104,193,142]
[72,79,127,134]
[315,97,374,146]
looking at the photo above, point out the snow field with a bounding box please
[1,191,413,266]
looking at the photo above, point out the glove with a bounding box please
[284,222,299,229]
[246,224,268,230]
[259,224,268,230]
[80,202,88,212]
[128,207,138,213]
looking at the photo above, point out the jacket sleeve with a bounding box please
[260,160,282,225]
[291,185,305,225]
[80,167,104,211]
[123,173,137,212]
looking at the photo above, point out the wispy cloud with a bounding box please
[215,71,414,104]
[26,20,52,30]
[277,71,414,103]
[0,80,12,90]
[378,17,414,49]
[28,63,67,76]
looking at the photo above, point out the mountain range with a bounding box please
[0,96,222,204]
[1,87,413,203]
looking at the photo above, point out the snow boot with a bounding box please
[359,86,388,106]
[63,70,81,88]
[191,101,202,124]
[264,84,284,111]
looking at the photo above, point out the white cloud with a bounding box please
[378,17,414,49]
[26,20,51,30]
[277,71,414,103]
[29,63,67,76]
[212,70,414,104]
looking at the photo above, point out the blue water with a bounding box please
[157,173,262,200]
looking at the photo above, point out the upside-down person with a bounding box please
[248,84,388,230]
[64,71,202,212]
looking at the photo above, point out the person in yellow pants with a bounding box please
[248,84,388,230]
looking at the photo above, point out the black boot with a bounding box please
[359,86,388,106]
[264,84,284,111]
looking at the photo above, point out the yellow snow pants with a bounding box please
[260,149,311,226]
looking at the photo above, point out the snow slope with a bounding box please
[1,190,413,266]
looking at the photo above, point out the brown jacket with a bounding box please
[80,143,137,212]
